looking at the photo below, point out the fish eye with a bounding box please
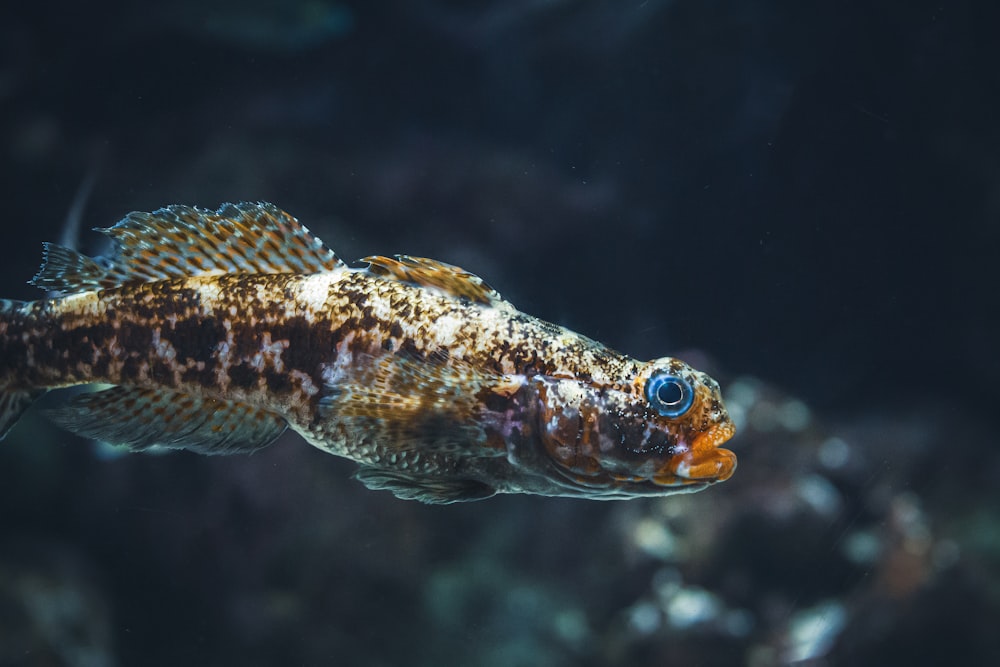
[644,372,694,418]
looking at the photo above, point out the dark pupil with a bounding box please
[656,380,684,405]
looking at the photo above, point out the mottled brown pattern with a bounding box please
[0,202,736,503]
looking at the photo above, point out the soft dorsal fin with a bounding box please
[363,254,500,304]
[30,202,343,295]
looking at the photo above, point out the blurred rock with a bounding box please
[0,541,115,667]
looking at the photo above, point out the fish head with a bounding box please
[533,357,737,498]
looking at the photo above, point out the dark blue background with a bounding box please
[3,0,995,413]
[1,2,997,666]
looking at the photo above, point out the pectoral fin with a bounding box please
[319,352,506,457]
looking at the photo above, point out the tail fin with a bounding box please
[0,299,44,440]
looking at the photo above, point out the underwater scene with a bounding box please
[0,1,997,665]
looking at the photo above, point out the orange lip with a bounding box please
[653,422,738,485]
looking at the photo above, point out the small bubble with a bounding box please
[818,437,851,469]
[842,530,883,565]
[796,475,842,517]
[727,402,748,431]
[651,566,682,597]
[723,609,755,637]
[632,518,678,560]
[725,377,760,409]
[785,600,846,662]
[665,588,720,629]
[627,601,662,635]
[893,493,924,527]
[777,399,811,431]
[553,608,589,645]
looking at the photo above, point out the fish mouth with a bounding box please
[652,423,738,487]
[538,419,737,498]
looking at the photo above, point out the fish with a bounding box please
[0,202,737,503]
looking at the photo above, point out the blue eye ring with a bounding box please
[644,372,695,418]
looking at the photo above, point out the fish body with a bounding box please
[0,203,736,503]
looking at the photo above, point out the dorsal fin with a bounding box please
[29,242,113,294]
[363,254,500,304]
[30,202,343,295]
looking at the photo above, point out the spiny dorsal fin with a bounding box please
[363,254,500,304]
[44,385,287,455]
[31,202,343,295]
[28,243,110,294]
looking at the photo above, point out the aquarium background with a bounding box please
[1,1,997,665]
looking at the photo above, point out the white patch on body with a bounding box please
[193,281,221,314]
[213,320,236,391]
[432,313,462,348]
[151,329,176,361]
[251,331,288,372]
[289,369,318,396]
[297,272,342,313]
[320,331,357,389]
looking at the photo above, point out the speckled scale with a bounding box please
[30,202,343,295]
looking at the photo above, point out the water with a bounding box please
[0,1,997,665]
